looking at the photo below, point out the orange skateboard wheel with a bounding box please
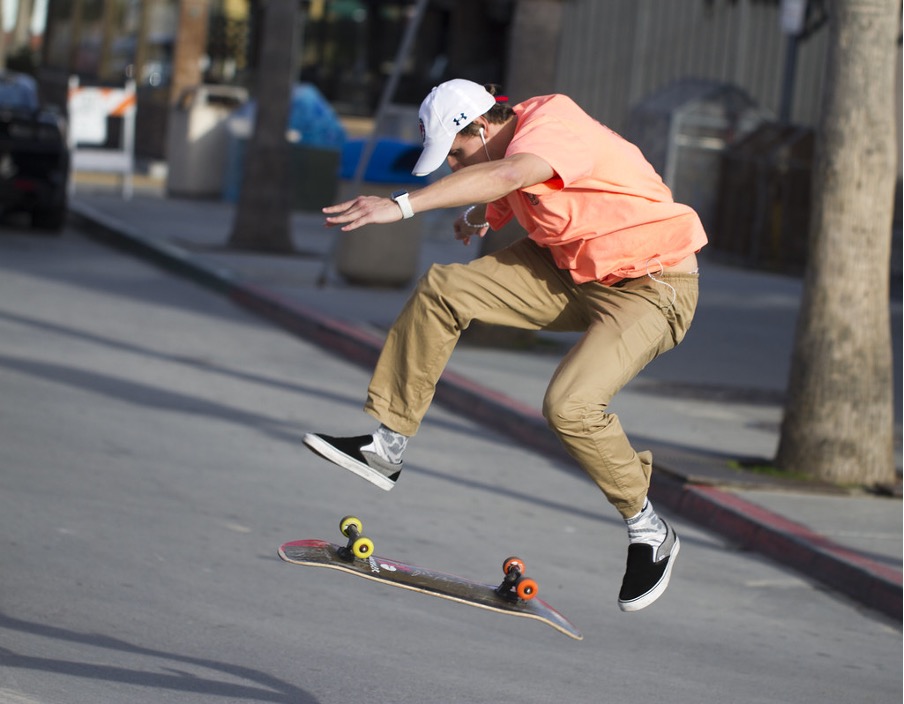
[516,577,538,601]
[503,557,525,576]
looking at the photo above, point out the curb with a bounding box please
[69,202,903,621]
[653,480,902,621]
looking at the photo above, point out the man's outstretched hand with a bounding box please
[323,196,402,232]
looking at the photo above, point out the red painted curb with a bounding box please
[679,485,901,620]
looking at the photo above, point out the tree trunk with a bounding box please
[170,0,210,105]
[228,0,298,253]
[0,1,6,71]
[775,0,898,487]
[12,0,33,55]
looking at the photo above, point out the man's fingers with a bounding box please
[322,198,358,215]
[322,196,372,229]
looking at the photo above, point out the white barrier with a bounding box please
[68,77,136,199]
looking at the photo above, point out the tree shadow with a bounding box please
[0,351,303,446]
[0,307,505,442]
[0,611,319,702]
[0,308,357,412]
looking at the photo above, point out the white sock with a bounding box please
[367,424,408,464]
[625,499,667,546]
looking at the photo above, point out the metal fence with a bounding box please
[555,0,833,132]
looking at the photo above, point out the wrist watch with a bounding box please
[391,190,414,219]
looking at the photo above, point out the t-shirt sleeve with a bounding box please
[486,197,514,230]
[505,114,595,195]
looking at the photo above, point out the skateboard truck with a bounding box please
[496,557,539,602]
[337,515,374,561]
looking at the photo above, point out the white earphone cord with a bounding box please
[645,258,677,308]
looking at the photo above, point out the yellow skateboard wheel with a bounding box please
[351,536,374,559]
[339,515,363,537]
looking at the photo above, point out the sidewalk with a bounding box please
[66,179,902,621]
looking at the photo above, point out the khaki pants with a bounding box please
[365,238,699,518]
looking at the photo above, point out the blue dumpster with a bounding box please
[222,83,346,211]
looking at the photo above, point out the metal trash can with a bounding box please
[712,122,815,273]
[166,85,248,198]
[624,79,770,233]
[334,139,427,287]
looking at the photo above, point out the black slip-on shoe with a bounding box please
[303,433,401,491]
[618,520,680,612]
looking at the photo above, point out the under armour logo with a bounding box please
[452,112,467,126]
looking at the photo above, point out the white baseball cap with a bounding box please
[411,79,497,177]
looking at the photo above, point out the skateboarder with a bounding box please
[305,79,707,612]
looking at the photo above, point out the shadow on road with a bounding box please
[0,611,319,703]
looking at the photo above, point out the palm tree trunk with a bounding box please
[228,0,298,253]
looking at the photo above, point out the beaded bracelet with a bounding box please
[463,205,489,229]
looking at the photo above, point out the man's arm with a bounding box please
[323,153,554,232]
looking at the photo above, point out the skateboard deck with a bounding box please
[279,525,582,641]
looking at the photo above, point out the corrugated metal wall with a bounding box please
[554,0,830,131]
[553,0,902,255]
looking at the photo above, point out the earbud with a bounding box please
[478,126,490,160]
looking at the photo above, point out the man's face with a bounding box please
[446,131,487,172]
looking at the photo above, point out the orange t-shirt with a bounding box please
[486,94,708,285]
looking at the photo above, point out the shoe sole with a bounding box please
[618,537,680,613]
[303,433,396,491]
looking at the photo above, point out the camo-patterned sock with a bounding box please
[625,500,668,547]
[371,424,408,464]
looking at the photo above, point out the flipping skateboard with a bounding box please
[278,516,583,640]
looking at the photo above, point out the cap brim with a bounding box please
[412,134,455,177]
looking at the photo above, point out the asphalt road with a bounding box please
[0,224,900,704]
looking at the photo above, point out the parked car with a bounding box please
[0,71,70,231]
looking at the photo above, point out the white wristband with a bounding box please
[463,205,489,229]
[391,190,414,219]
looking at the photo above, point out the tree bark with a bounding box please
[776,0,898,487]
[228,0,298,253]
[12,0,33,55]
[170,0,210,105]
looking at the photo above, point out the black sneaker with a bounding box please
[618,519,680,612]
[302,433,401,491]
